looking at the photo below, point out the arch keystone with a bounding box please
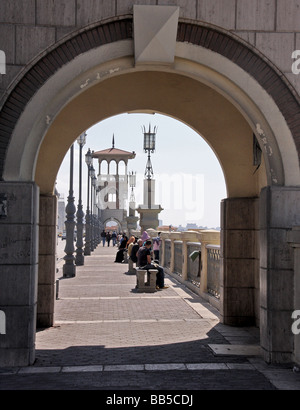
[134,5,179,65]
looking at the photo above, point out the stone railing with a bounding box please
[159,230,221,309]
[206,245,221,299]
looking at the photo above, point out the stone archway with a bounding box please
[0,17,300,366]
[103,218,122,233]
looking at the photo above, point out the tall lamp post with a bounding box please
[143,124,157,208]
[63,144,76,278]
[84,148,92,256]
[75,132,86,266]
[136,124,162,232]
[90,165,96,252]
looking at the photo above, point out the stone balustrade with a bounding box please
[159,230,221,309]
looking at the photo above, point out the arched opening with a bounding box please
[118,160,126,176]
[109,160,117,176]
[104,218,122,234]
[57,112,228,231]
[100,160,108,175]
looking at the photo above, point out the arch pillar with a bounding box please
[287,226,300,366]
[220,197,259,327]
[0,182,39,366]
[37,194,57,328]
[259,186,300,363]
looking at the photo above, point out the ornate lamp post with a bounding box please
[63,144,76,278]
[75,132,86,266]
[137,125,163,232]
[90,165,96,252]
[84,148,92,256]
[143,124,157,208]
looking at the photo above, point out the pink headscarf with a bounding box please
[141,231,150,241]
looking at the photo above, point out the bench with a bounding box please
[136,269,158,293]
[123,249,128,263]
[127,258,136,275]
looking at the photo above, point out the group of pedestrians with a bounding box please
[101,230,118,247]
[114,230,168,291]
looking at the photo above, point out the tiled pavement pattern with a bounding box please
[1,244,300,390]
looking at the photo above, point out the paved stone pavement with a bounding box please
[1,243,300,393]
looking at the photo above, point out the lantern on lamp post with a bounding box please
[143,124,157,180]
[129,171,136,203]
[143,124,157,208]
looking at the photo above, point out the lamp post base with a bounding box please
[63,262,76,278]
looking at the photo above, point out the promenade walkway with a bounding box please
[1,243,300,391]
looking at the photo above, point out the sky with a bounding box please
[56,113,227,228]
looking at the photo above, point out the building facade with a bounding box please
[92,139,136,233]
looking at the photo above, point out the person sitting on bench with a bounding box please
[136,240,168,290]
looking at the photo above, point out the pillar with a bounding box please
[37,194,57,328]
[260,187,300,363]
[136,206,162,233]
[287,226,300,366]
[181,231,201,281]
[220,197,259,327]
[0,182,39,366]
[169,232,181,273]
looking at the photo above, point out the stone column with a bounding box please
[160,233,167,266]
[199,230,220,294]
[220,197,259,327]
[181,231,201,281]
[136,206,163,233]
[169,232,181,273]
[0,182,39,367]
[260,187,300,363]
[287,226,300,366]
[37,194,57,328]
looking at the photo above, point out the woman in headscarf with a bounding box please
[140,231,150,245]
[127,236,136,259]
[114,234,128,263]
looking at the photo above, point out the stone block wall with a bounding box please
[0,182,39,366]
[0,0,299,100]
[260,186,300,363]
[220,197,259,326]
[37,195,58,328]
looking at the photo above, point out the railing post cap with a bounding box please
[199,230,220,244]
[181,231,201,242]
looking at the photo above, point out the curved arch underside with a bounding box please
[0,18,299,196]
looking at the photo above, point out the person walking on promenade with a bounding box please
[106,231,112,247]
[101,230,106,247]
[111,231,117,246]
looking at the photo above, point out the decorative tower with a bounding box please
[136,125,163,232]
[92,136,136,233]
